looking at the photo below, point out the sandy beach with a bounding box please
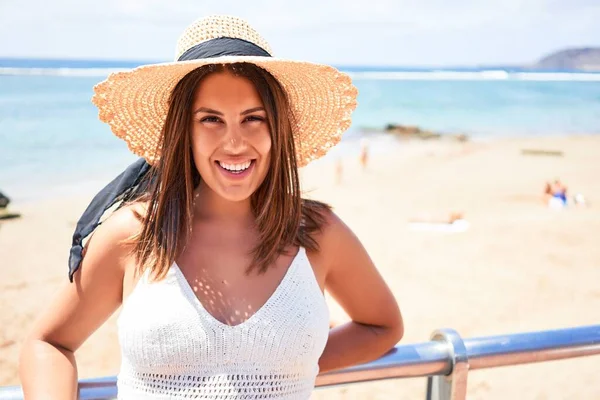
[1,134,599,399]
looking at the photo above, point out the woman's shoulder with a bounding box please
[71,201,148,285]
[318,210,355,249]
[102,201,146,236]
[84,201,147,256]
[301,200,354,253]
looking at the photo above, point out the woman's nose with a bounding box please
[222,125,246,153]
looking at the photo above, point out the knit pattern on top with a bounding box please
[116,247,330,399]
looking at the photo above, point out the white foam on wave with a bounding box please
[2,66,600,81]
[0,67,127,77]
[510,72,600,81]
[345,70,600,81]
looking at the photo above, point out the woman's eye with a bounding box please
[244,115,265,123]
[200,116,221,123]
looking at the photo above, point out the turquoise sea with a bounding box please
[1,58,600,203]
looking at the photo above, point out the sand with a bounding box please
[1,134,599,399]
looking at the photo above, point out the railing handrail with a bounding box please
[2,324,599,399]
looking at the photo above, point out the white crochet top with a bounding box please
[116,247,330,399]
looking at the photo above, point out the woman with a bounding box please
[19,15,403,399]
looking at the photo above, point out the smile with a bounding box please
[216,160,256,179]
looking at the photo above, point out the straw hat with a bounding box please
[92,15,358,167]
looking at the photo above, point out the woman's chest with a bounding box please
[175,242,326,325]
[117,258,329,370]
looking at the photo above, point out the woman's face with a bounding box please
[191,71,272,202]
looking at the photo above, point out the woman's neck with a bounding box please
[192,183,254,226]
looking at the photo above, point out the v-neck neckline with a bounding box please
[172,247,304,329]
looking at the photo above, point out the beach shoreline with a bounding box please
[2,134,600,398]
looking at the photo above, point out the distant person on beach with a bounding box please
[408,211,469,233]
[409,211,465,225]
[359,138,369,170]
[544,179,568,208]
[19,15,403,399]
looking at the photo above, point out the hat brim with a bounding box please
[92,56,358,167]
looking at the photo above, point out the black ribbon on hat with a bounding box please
[178,37,270,61]
[67,37,271,281]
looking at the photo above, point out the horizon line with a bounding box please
[0,55,532,70]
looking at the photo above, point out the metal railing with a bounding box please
[2,324,599,400]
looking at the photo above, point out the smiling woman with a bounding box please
[18,15,403,400]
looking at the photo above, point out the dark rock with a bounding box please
[0,191,9,209]
[383,124,466,142]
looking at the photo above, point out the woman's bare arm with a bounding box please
[316,211,403,374]
[18,206,140,399]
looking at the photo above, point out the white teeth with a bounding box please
[218,160,252,172]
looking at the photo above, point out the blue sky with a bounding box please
[0,0,598,66]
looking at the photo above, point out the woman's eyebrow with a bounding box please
[240,107,265,115]
[193,107,222,115]
[193,106,265,115]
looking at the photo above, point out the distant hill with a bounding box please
[530,47,600,71]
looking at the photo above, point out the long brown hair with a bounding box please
[130,63,329,280]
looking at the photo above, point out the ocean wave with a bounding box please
[345,70,600,81]
[2,66,600,81]
[0,67,127,77]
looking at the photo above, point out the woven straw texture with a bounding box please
[92,15,358,167]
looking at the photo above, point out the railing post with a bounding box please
[426,329,469,400]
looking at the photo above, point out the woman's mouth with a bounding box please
[216,160,255,179]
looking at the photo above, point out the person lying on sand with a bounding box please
[408,211,465,224]
[407,211,470,233]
